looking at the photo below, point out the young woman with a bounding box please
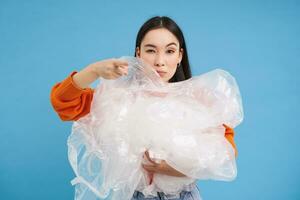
[51,16,237,200]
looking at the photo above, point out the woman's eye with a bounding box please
[166,50,175,54]
[146,49,155,53]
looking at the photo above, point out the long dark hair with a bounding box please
[134,16,192,83]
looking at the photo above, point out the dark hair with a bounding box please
[134,16,192,83]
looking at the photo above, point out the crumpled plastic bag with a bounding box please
[67,56,244,200]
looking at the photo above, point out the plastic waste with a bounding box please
[67,56,244,200]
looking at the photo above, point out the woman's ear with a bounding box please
[179,48,183,63]
[136,47,140,57]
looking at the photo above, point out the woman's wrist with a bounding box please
[72,64,100,89]
[88,62,102,78]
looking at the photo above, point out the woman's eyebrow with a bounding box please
[144,42,178,48]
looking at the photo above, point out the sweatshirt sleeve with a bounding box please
[50,71,94,121]
[223,124,238,158]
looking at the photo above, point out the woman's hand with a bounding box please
[72,58,129,89]
[90,58,128,79]
[142,150,187,178]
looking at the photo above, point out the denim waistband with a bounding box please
[132,189,193,199]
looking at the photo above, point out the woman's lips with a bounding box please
[156,71,166,77]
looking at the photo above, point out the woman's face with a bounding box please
[136,28,183,83]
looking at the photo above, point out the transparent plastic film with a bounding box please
[67,56,244,200]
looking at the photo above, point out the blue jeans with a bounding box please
[131,186,202,200]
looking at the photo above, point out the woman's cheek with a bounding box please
[167,55,179,67]
[140,54,154,66]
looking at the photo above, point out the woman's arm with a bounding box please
[50,59,128,121]
[142,126,238,179]
[50,71,95,121]
[223,124,238,157]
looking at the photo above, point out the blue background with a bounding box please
[1,0,299,199]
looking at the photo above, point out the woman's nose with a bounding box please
[154,54,165,67]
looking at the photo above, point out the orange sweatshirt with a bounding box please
[50,71,238,157]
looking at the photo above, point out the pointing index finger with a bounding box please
[115,59,128,67]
